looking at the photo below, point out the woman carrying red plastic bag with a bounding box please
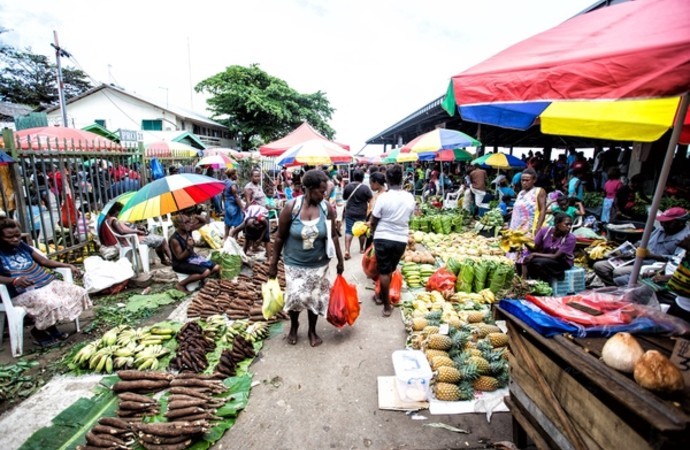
[327,275,360,328]
[368,165,416,317]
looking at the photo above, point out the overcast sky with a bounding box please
[1,0,594,155]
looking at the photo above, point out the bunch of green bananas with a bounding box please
[244,322,269,343]
[204,315,227,340]
[220,320,249,345]
[71,324,176,373]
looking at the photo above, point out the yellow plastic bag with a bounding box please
[198,224,223,249]
[261,278,284,319]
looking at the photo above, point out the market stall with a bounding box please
[497,304,690,450]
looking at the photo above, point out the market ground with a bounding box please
[0,233,512,449]
[217,232,512,450]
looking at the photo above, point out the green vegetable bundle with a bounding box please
[441,216,452,234]
[419,217,430,232]
[431,216,444,234]
[489,264,512,294]
[532,280,553,296]
[446,257,461,276]
[455,260,475,293]
[503,265,516,290]
[409,216,420,231]
[452,215,464,233]
[473,260,490,292]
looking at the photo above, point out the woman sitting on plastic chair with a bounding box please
[0,218,91,347]
[101,202,172,266]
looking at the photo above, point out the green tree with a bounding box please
[0,44,92,107]
[195,64,335,149]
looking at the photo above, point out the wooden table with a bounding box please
[497,304,690,450]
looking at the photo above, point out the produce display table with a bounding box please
[496,304,690,450]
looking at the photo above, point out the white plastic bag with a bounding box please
[223,236,249,263]
[83,256,135,294]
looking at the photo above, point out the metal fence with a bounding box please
[2,129,143,261]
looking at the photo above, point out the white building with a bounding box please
[44,84,233,148]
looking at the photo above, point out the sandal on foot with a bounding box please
[382,308,393,317]
[372,295,383,305]
[46,326,69,341]
[31,329,58,348]
[344,252,351,260]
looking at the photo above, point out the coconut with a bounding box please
[601,332,644,373]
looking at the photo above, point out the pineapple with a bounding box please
[425,310,443,322]
[425,349,449,361]
[428,333,453,351]
[473,375,500,392]
[475,323,502,337]
[466,348,483,358]
[431,355,456,370]
[445,315,463,329]
[422,326,440,337]
[466,311,485,324]
[412,317,428,331]
[488,361,508,376]
[467,356,490,374]
[487,332,509,348]
[457,361,480,382]
[434,382,461,401]
[457,381,476,401]
[436,366,462,384]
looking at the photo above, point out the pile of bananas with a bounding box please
[499,229,534,252]
[220,319,249,345]
[586,240,616,260]
[244,321,270,343]
[352,221,370,238]
[450,289,496,306]
[401,262,436,288]
[204,315,227,340]
[72,324,175,373]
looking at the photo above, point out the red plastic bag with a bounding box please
[60,193,78,227]
[361,245,378,280]
[375,270,403,305]
[426,267,457,296]
[328,275,359,328]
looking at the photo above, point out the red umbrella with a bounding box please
[12,126,123,151]
[259,122,349,157]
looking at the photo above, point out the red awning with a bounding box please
[259,122,349,157]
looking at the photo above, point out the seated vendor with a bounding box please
[665,241,690,323]
[231,203,271,260]
[593,207,690,286]
[521,213,576,283]
[169,214,220,292]
[0,218,92,347]
[101,202,172,266]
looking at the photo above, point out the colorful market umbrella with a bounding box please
[471,153,526,170]
[401,128,480,154]
[118,174,224,222]
[10,126,123,151]
[203,147,247,160]
[444,0,690,285]
[196,154,234,169]
[383,148,418,164]
[433,148,474,162]
[276,139,353,167]
[0,150,15,165]
[145,141,201,158]
[97,191,136,233]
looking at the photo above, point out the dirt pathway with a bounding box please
[218,235,512,450]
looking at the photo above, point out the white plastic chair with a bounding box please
[147,215,173,239]
[443,191,460,209]
[175,272,201,292]
[0,267,80,357]
[103,220,152,273]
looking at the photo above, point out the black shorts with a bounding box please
[173,261,213,275]
[246,224,270,242]
[373,239,406,275]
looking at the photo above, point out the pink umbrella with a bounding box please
[12,126,123,151]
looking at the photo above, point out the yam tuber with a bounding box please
[633,350,685,393]
[112,380,170,393]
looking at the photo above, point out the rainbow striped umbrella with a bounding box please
[145,141,201,158]
[119,174,224,221]
[97,191,136,233]
[471,153,526,170]
[276,139,352,167]
[383,148,418,164]
[401,128,480,154]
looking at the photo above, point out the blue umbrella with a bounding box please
[0,150,15,165]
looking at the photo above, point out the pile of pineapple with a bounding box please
[403,291,510,402]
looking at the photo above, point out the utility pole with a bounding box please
[51,31,71,127]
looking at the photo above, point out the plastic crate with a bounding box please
[551,267,586,296]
